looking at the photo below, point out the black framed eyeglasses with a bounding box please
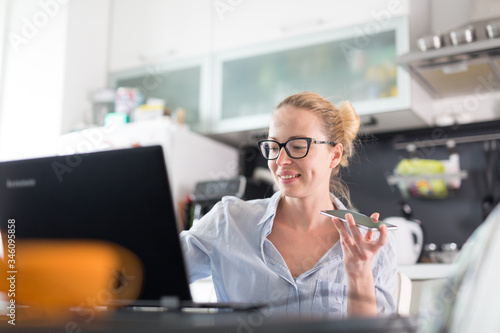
[257,137,337,160]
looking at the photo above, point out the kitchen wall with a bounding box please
[343,122,500,248]
[0,0,67,160]
[0,0,110,161]
[0,0,6,92]
[431,0,500,33]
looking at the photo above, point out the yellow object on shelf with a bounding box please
[133,104,166,122]
[396,159,448,199]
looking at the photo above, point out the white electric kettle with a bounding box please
[383,216,424,265]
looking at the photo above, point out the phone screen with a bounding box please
[320,210,398,231]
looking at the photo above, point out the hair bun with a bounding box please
[336,100,360,167]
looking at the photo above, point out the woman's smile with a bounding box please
[278,172,301,183]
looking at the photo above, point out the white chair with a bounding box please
[393,270,412,316]
[190,277,216,302]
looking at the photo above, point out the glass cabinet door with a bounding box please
[109,57,209,133]
[212,16,410,133]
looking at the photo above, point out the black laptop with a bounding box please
[0,146,196,307]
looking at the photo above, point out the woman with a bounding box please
[180,92,397,317]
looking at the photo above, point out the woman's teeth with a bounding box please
[280,174,299,179]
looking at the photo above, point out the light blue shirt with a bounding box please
[180,191,397,317]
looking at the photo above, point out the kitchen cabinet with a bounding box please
[107,1,418,137]
[109,0,408,72]
[210,0,411,53]
[211,16,411,133]
[109,0,212,72]
[109,16,411,136]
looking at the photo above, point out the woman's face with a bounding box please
[267,106,342,199]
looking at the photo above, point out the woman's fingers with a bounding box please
[365,212,378,242]
[345,214,364,243]
[335,215,365,257]
[332,212,388,257]
[332,218,352,255]
[374,224,388,247]
[367,212,388,249]
[332,218,353,243]
[364,230,374,242]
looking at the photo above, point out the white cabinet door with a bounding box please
[211,0,409,52]
[109,0,212,71]
[109,0,409,71]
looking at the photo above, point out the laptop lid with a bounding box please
[0,145,192,304]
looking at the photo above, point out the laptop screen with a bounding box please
[0,145,192,303]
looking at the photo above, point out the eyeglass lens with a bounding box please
[259,138,310,159]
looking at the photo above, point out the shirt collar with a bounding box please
[257,191,282,227]
[257,191,346,229]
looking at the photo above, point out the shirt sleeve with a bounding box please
[179,201,226,283]
[373,231,398,314]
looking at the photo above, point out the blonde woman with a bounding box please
[180,92,397,317]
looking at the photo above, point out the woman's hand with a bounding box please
[332,212,388,276]
[332,212,388,317]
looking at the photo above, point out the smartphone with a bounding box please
[320,210,398,231]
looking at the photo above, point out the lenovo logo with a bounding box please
[6,178,37,189]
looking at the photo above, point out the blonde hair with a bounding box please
[275,91,360,209]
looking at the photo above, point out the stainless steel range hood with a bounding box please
[398,18,500,98]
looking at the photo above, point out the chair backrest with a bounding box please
[393,270,412,316]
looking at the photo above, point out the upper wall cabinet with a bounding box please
[109,14,410,136]
[211,16,410,134]
[109,0,212,72]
